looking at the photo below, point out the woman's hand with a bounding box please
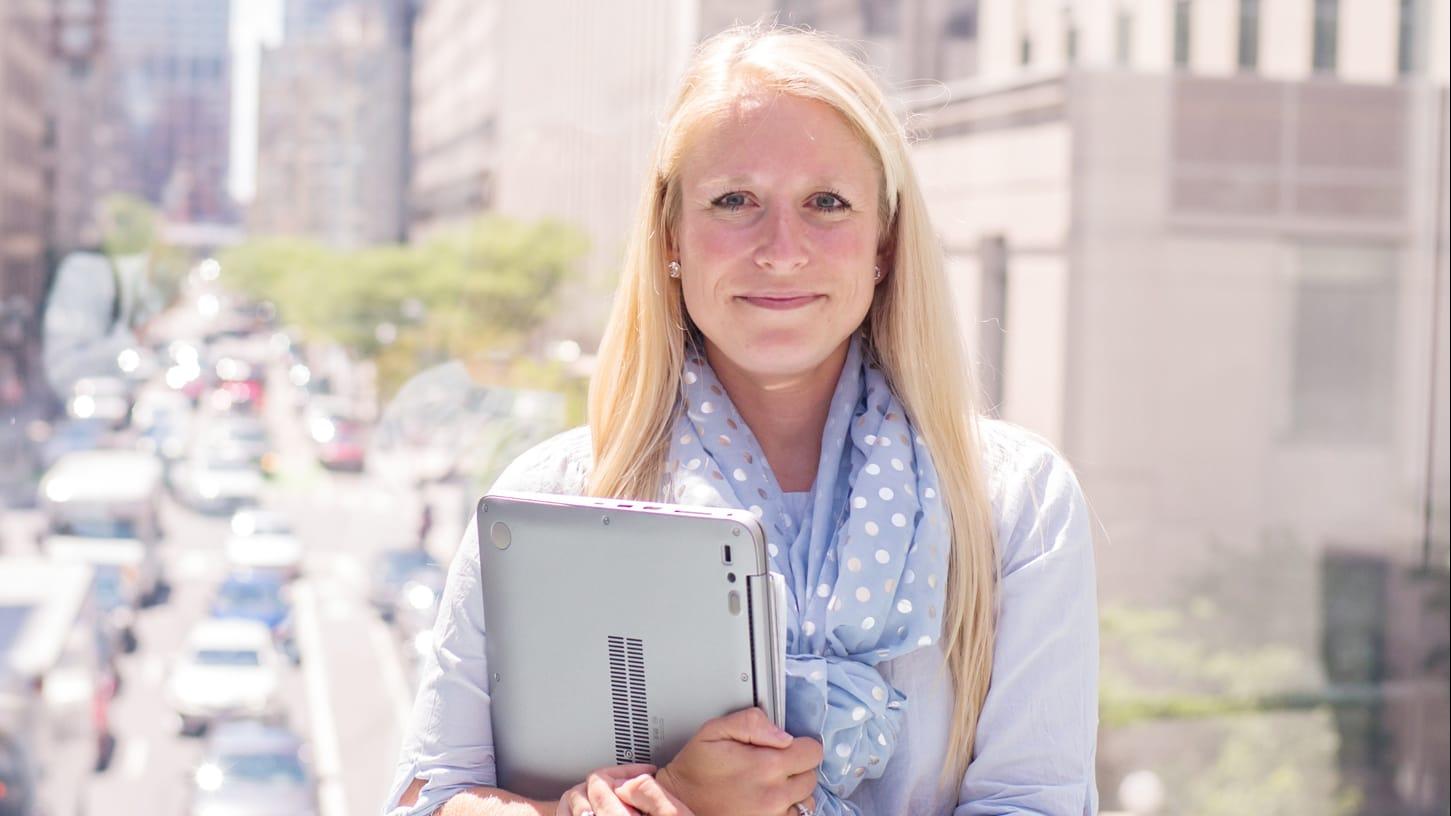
[613,773,698,815]
[557,763,657,816]
[655,708,823,816]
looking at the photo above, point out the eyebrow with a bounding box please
[694,174,859,191]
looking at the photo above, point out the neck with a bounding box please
[704,338,850,493]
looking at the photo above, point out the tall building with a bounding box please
[250,0,409,246]
[0,0,52,411]
[407,0,499,238]
[897,0,1450,811]
[46,0,129,255]
[411,0,802,344]
[108,0,233,222]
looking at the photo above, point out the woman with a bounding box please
[387,23,1097,816]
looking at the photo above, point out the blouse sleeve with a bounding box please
[383,516,500,816]
[383,428,590,815]
[954,442,1100,815]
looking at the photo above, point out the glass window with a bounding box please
[1064,10,1078,66]
[1173,0,1192,69]
[1313,0,1340,73]
[1237,0,1260,70]
[1115,10,1133,66]
[1397,0,1419,75]
[1289,245,1397,443]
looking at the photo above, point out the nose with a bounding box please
[752,206,808,274]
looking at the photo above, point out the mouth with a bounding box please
[736,294,823,310]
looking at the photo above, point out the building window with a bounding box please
[1064,9,1078,65]
[944,0,977,38]
[1237,0,1260,70]
[1173,0,1192,69]
[860,0,899,37]
[1397,0,1419,75]
[1290,245,1396,443]
[1312,0,1339,73]
[1115,10,1133,66]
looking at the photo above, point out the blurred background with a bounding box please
[0,1,1446,815]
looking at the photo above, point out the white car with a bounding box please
[169,619,286,736]
[174,455,264,515]
[225,510,302,580]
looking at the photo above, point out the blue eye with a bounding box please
[713,192,749,210]
[812,192,851,212]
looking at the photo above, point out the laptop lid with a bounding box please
[476,491,783,800]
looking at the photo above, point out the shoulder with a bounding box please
[488,425,594,496]
[975,418,1092,576]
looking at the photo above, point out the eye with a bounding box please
[712,192,750,211]
[811,191,852,212]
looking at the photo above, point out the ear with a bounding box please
[876,211,898,277]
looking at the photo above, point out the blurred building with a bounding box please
[108,0,233,223]
[407,0,498,238]
[46,0,130,256]
[0,0,51,412]
[250,0,409,247]
[898,0,1449,811]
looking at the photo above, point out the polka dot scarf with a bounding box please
[665,333,949,810]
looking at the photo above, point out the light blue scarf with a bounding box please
[665,333,950,812]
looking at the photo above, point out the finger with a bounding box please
[614,774,683,816]
[701,707,793,749]
[783,768,818,805]
[587,772,642,816]
[558,784,592,816]
[780,736,825,776]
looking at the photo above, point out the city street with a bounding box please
[3,367,429,816]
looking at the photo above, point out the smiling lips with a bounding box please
[737,293,823,310]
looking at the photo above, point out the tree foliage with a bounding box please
[220,216,587,396]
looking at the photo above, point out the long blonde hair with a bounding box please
[587,24,998,786]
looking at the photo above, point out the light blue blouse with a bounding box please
[384,418,1099,815]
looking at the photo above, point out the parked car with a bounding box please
[369,549,438,622]
[168,619,286,736]
[1,558,117,811]
[67,376,131,428]
[198,417,272,467]
[186,721,316,816]
[392,565,447,684]
[46,548,144,657]
[37,418,110,471]
[211,571,298,663]
[39,449,167,606]
[316,418,366,472]
[0,729,38,816]
[225,510,302,581]
[172,454,264,516]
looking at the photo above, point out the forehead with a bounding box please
[679,92,879,187]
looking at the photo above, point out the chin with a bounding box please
[711,329,850,380]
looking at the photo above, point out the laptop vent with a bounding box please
[607,635,652,764]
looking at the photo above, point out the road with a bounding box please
[4,376,437,816]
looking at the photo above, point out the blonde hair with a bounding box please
[588,24,998,786]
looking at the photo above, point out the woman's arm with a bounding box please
[954,443,1099,815]
[396,778,551,815]
[385,518,511,815]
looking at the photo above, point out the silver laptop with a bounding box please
[476,491,786,800]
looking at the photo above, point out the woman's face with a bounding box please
[674,93,883,382]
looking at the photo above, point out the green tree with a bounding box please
[221,215,587,398]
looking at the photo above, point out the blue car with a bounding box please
[211,572,298,663]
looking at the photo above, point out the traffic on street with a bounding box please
[1,278,458,816]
